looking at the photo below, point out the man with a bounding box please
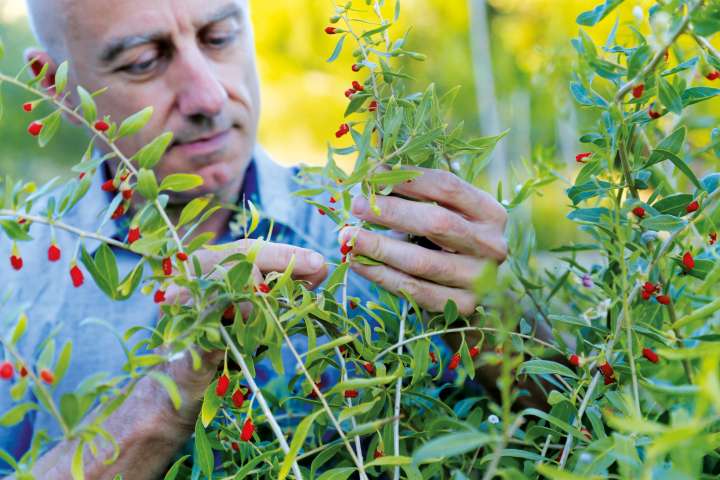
[0,0,508,478]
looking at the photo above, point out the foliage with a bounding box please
[1,1,720,480]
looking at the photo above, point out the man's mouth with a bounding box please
[170,129,232,157]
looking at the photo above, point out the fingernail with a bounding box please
[310,252,325,270]
[351,196,369,216]
[338,226,357,245]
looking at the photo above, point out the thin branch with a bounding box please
[392,302,408,480]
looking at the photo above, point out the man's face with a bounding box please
[62,0,260,199]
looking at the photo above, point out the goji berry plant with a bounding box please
[1,0,720,479]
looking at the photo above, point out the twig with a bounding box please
[392,302,408,480]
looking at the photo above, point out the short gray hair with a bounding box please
[24,0,70,61]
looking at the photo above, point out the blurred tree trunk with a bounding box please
[468,0,508,191]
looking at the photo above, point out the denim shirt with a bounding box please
[0,146,374,468]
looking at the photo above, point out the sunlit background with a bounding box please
[1,0,718,249]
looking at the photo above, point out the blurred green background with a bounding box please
[1,0,718,249]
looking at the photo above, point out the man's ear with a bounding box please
[23,48,57,92]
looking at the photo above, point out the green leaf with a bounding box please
[366,169,422,186]
[201,381,222,427]
[149,372,182,411]
[60,393,80,429]
[160,173,204,192]
[412,431,491,464]
[38,110,62,148]
[71,442,85,480]
[54,340,73,384]
[77,86,97,123]
[117,106,153,139]
[137,168,159,200]
[279,410,324,480]
[194,419,214,478]
[55,61,69,95]
[567,207,612,223]
[163,455,190,480]
[0,219,32,241]
[10,313,27,345]
[652,193,693,216]
[136,132,173,169]
[0,402,37,426]
[658,77,683,115]
[641,214,687,232]
[366,455,412,467]
[681,87,720,106]
[327,34,346,63]
[178,196,210,228]
[576,0,623,26]
[317,468,356,480]
[518,359,578,379]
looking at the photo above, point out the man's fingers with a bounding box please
[384,166,507,225]
[351,195,507,261]
[340,227,483,289]
[349,263,477,315]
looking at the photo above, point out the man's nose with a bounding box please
[173,49,228,118]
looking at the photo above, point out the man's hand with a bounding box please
[341,167,507,315]
[14,240,327,480]
[158,239,328,431]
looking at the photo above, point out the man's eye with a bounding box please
[205,30,238,48]
[121,55,159,75]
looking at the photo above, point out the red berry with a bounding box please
[154,290,166,304]
[162,257,173,276]
[241,418,255,442]
[429,351,437,364]
[632,84,645,99]
[231,442,239,451]
[448,353,461,370]
[48,244,61,262]
[324,26,338,34]
[682,251,695,270]
[40,369,54,384]
[352,81,364,92]
[10,255,23,271]
[603,375,615,385]
[111,205,125,220]
[335,124,350,138]
[128,227,141,244]
[176,252,189,261]
[101,179,116,192]
[23,102,33,112]
[374,449,384,459]
[27,121,43,136]
[641,290,652,300]
[569,354,580,367]
[469,346,480,359]
[345,89,356,98]
[349,300,358,309]
[232,389,245,408]
[368,100,378,112]
[575,152,593,164]
[642,281,658,294]
[19,365,28,377]
[258,283,271,294]
[318,208,326,216]
[70,265,84,287]
[706,71,720,81]
[598,362,614,377]
[352,64,361,72]
[30,58,44,77]
[94,120,110,132]
[632,206,646,218]
[710,232,717,245]
[364,362,375,374]
[0,362,14,380]
[223,305,236,320]
[656,294,671,305]
[344,389,359,398]
[329,196,337,204]
[216,374,230,397]
[340,242,352,255]
[642,347,659,363]
[648,108,661,119]
[122,189,134,201]
[686,200,699,213]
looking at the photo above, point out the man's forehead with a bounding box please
[62,0,246,53]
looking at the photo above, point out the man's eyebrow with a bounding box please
[99,32,167,65]
[198,3,244,27]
